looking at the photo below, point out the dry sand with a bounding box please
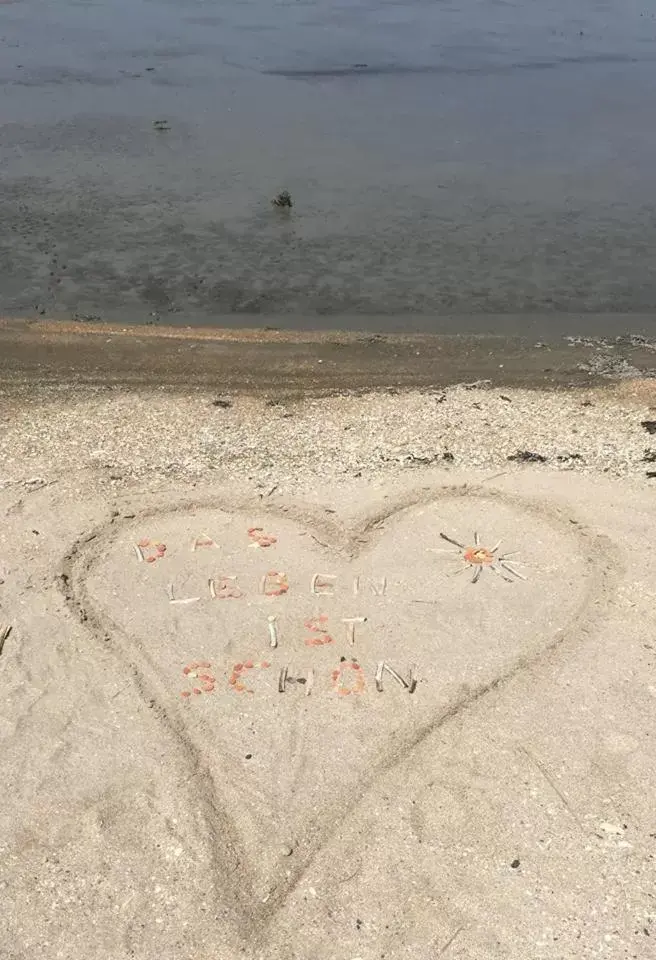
[1,378,656,959]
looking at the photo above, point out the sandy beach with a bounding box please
[1,328,656,958]
[3,0,656,953]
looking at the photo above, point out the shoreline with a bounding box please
[2,316,656,399]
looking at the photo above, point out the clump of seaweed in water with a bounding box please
[272,190,293,209]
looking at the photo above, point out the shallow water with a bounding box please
[1,0,656,330]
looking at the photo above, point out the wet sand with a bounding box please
[2,1,656,329]
[3,317,656,399]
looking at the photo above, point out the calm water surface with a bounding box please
[1,0,656,330]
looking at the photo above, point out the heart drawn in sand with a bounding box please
[68,488,609,934]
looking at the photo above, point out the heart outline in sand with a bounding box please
[59,485,617,947]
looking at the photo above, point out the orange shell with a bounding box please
[463,546,494,565]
